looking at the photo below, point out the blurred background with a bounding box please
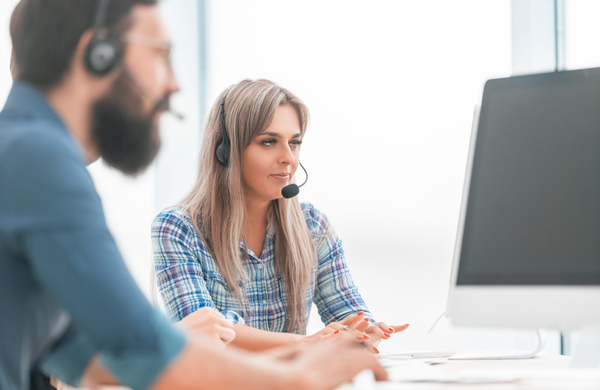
[2,0,599,355]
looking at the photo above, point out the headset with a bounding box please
[215,91,232,167]
[84,0,121,76]
[215,90,308,199]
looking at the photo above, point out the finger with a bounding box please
[353,317,370,333]
[339,311,364,327]
[218,327,236,345]
[375,322,392,334]
[366,325,387,341]
[390,324,409,333]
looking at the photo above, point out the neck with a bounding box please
[45,81,100,164]
[244,196,271,233]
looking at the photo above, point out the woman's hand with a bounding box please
[176,307,236,346]
[339,312,409,354]
[363,321,409,353]
[304,312,371,344]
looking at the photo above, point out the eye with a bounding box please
[290,139,303,149]
[261,138,276,146]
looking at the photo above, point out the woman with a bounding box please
[152,79,408,352]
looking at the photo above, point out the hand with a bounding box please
[176,307,236,346]
[265,338,388,390]
[364,321,409,352]
[305,312,371,344]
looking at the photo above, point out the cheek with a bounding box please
[241,148,266,185]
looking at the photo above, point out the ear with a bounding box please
[70,29,96,77]
[64,29,118,96]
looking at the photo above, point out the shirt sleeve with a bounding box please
[304,204,375,324]
[3,131,186,390]
[151,210,246,325]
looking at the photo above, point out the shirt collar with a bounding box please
[240,224,276,259]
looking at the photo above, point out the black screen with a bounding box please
[457,68,600,285]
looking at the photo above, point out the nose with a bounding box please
[279,143,296,166]
[166,66,180,95]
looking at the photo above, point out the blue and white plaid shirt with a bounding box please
[151,202,373,334]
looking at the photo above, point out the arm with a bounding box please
[81,334,388,390]
[229,323,302,351]
[152,210,247,326]
[307,205,408,350]
[5,134,185,390]
[308,207,374,324]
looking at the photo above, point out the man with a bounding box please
[0,1,386,390]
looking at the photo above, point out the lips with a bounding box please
[270,173,290,180]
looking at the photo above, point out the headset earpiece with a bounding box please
[84,0,121,76]
[215,91,231,167]
[85,37,121,75]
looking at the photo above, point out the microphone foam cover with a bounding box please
[281,184,300,199]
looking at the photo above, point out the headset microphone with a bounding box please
[281,162,308,199]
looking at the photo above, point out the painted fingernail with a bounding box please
[363,334,371,339]
[374,347,380,354]
[334,330,340,334]
[363,318,369,321]
[384,333,391,337]
[358,311,364,316]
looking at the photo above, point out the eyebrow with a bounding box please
[259,132,302,138]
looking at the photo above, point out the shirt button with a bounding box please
[257,264,264,269]
[262,300,267,305]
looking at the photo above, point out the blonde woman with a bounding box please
[152,79,408,352]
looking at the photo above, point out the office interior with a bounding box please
[1,0,598,358]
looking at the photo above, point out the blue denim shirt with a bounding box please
[0,82,185,390]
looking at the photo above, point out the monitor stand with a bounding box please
[449,328,546,360]
[570,325,600,368]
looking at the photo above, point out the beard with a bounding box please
[91,69,166,176]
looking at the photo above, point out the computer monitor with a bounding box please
[446,68,600,332]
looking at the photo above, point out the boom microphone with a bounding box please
[281,162,308,199]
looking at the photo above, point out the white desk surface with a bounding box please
[56,352,600,390]
[337,352,600,390]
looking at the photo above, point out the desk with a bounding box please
[55,352,600,390]
[338,353,600,389]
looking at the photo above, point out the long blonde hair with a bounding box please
[181,79,316,334]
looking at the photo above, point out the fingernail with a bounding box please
[363,335,371,339]
[374,347,380,354]
[384,333,391,337]
[389,327,394,332]
[358,311,364,316]
[334,330,340,334]
[363,318,369,321]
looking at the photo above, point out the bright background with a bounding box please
[1,0,598,354]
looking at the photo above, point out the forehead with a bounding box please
[264,105,301,133]
[127,4,171,40]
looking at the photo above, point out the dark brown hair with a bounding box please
[10,0,157,88]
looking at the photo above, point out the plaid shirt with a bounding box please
[151,203,373,334]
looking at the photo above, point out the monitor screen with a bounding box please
[457,68,600,285]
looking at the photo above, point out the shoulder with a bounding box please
[0,120,102,229]
[301,202,330,236]
[0,119,84,168]
[152,207,200,239]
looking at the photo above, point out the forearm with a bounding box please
[151,335,297,390]
[229,323,303,351]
